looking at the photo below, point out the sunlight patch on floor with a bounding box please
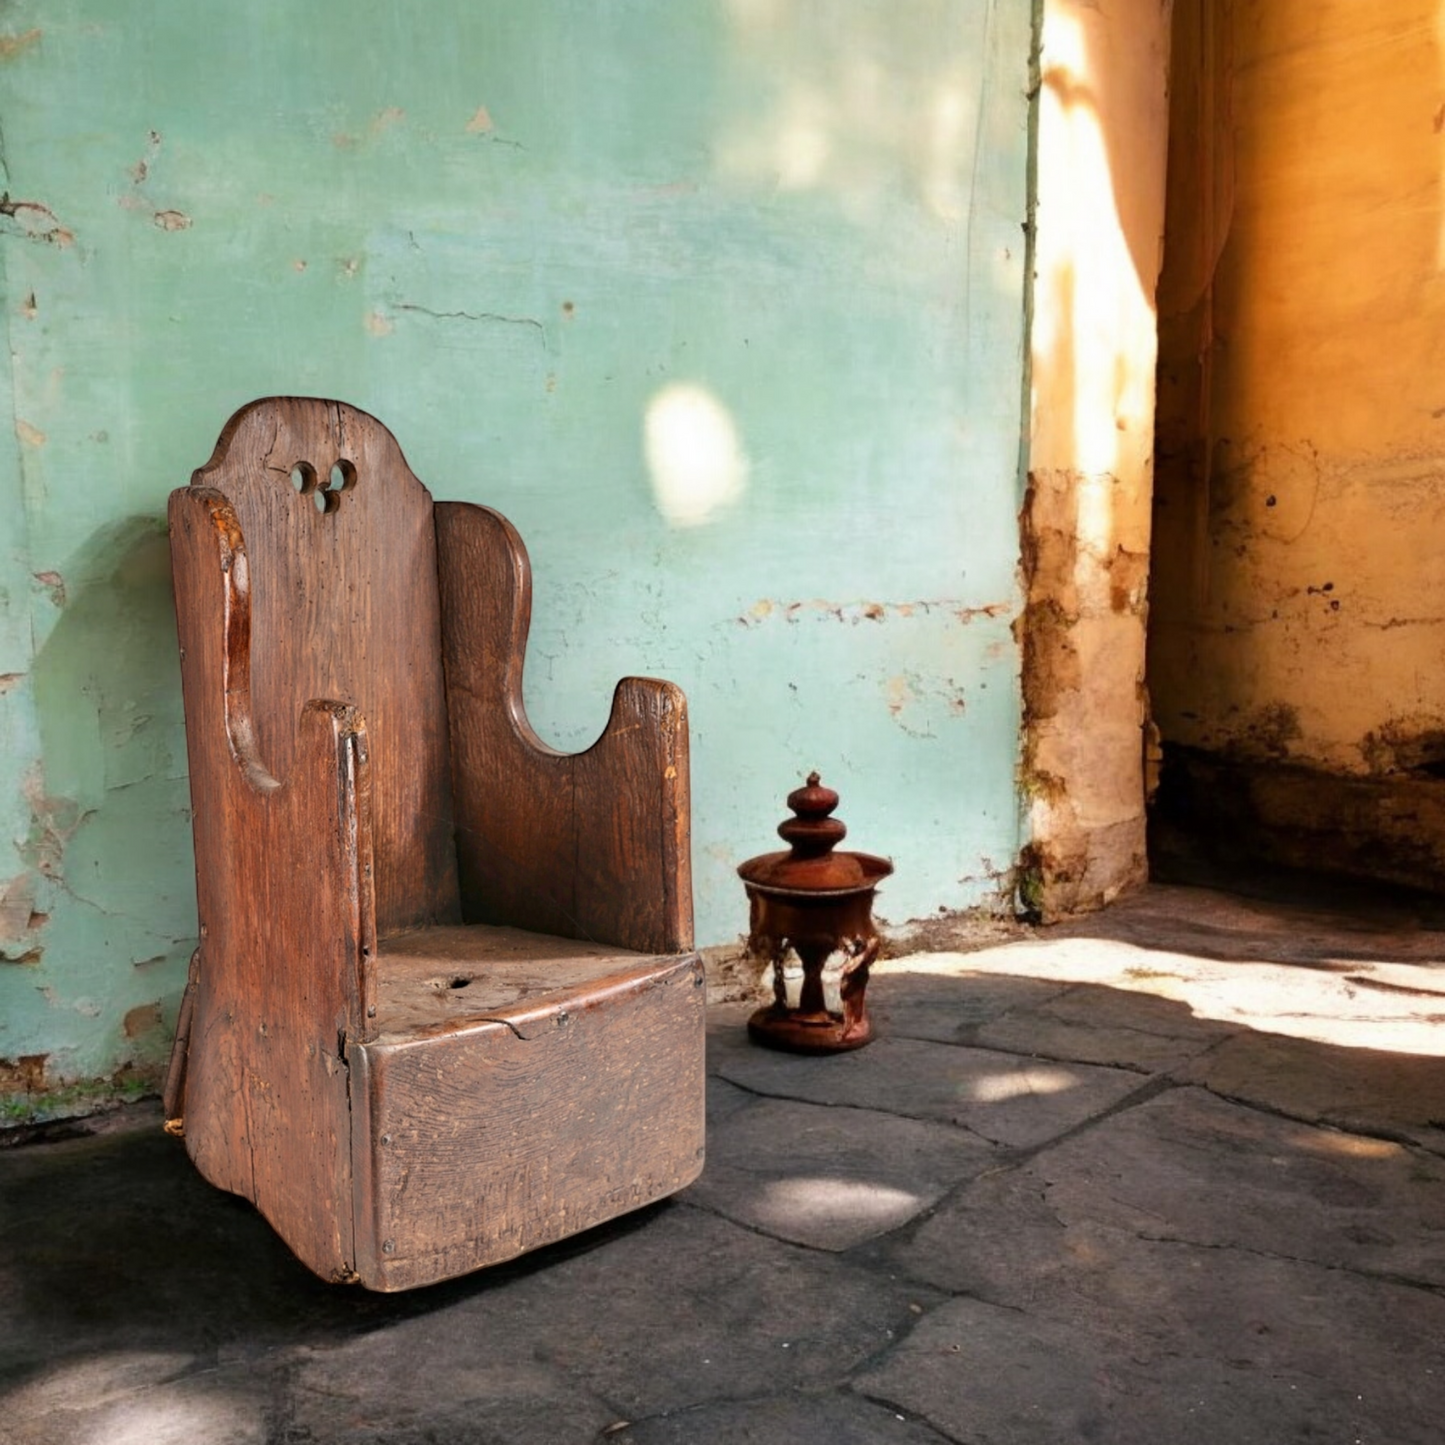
[964,1065,1079,1103]
[888,938,1445,1056]
[753,1176,925,1234]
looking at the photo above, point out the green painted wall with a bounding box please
[0,0,1034,1112]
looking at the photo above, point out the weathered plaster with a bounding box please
[0,1,1036,1117]
[1021,0,1173,916]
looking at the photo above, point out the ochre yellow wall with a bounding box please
[1152,0,1445,777]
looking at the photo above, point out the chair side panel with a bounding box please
[169,491,362,1281]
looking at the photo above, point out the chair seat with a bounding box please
[374,924,675,1041]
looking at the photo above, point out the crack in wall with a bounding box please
[392,303,547,346]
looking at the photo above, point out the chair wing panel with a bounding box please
[435,502,693,954]
[190,397,459,933]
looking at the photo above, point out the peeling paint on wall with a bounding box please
[0,28,42,62]
[0,196,74,248]
[738,598,1011,628]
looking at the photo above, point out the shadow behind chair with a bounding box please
[164,397,703,1291]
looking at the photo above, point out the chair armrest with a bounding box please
[170,484,379,1023]
[169,485,280,794]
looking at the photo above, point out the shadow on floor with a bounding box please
[1049,872,1445,970]
[0,1120,666,1390]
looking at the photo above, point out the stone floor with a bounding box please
[4,881,1445,1443]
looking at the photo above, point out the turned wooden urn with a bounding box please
[737,773,893,1053]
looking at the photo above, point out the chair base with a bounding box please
[349,946,705,1291]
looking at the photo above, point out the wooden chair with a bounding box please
[163,397,703,1291]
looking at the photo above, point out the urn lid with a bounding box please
[737,772,893,896]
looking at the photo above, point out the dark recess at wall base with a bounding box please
[1151,744,1445,903]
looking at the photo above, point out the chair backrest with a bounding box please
[187,397,460,933]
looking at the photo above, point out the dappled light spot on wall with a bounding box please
[965,1065,1078,1103]
[1033,9,1159,493]
[772,88,832,191]
[717,0,983,221]
[644,383,748,527]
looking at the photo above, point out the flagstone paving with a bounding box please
[4,882,1444,1443]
